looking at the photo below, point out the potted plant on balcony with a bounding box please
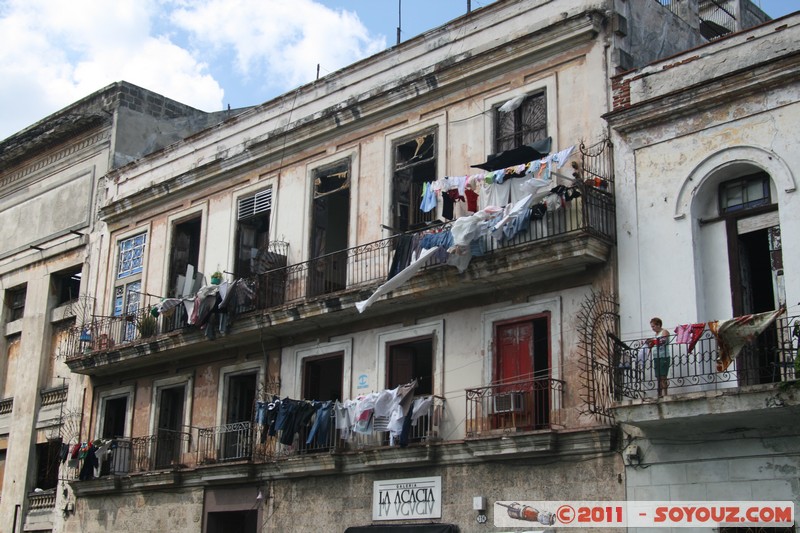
[210,270,223,285]
[137,314,158,338]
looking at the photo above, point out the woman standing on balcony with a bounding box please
[649,317,671,397]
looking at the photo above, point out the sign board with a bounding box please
[373,476,442,521]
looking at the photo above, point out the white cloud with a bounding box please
[170,0,386,89]
[0,0,385,141]
[0,0,223,140]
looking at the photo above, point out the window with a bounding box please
[2,334,20,399]
[154,384,187,468]
[719,173,771,213]
[168,217,202,297]
[5,285,26,322]
[387,338,433,396]
[309,160,350,297]
[114,232,147,340]
[98,392,131,439]
[52,267,82,307]
[0,449,5,494]
[34,439,61,491]
[392,130,437,231]
[236,189,271,278]
[494,91,547,153]
[302,353,343,401]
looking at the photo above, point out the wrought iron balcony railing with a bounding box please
[465,377,564,437]
[610,314,798,400]
[71,397,447,481]
[128,429,192,472]
[62,160,614,363]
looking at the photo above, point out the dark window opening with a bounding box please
[102,396,128,439]
[388,337,433,396]
[221,373,257,461]
[719,173,771,214]
[207,510,258,533]
[156,385,186,468]
[6,285,26,322]
[309,160,350,297]
[226,373,257,424]
[52,267,82,306]
[494,91,547,153]
[168,217,202,298]
[34,439,61,491]
[303,354,343,401]
[392,132,436,231]
[236,190,271,278]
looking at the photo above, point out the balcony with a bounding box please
[465,376,564,437]
[64,142,614,374]
[609,314,800,433]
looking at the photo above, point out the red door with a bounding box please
[493,316,550,429]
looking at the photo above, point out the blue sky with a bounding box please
[0,0,796,141]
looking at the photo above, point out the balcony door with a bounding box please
[308,161,350,297]
[722,174,785,384]
[155,385,185,468]
[221,372,256,460]
[493,315,550,429]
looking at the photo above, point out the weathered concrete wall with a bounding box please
[66,487,203,533]
[63,454,624,533]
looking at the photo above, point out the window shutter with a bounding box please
[238,189,272,220]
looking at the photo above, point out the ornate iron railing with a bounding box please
[197,422,253,464]
[610,314,798,399]
[465,377,564,437]
[128,429,191,472]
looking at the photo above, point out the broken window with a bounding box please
[236,189,271,278]
[308,160,350,297]
[5,285,26,322]
[392,131,437,232]
[494,91,547,153]
[52,267,82,307]
[168,217,202,297]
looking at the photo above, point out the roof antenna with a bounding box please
[396,0,402,45]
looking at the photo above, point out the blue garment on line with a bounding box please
[306,400,334,445]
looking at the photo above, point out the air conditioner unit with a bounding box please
[493,392,525,414]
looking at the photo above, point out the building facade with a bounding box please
[605,9,800,533]
[0,82,238,532]
[1,1,781,532]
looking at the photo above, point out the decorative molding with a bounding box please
[0,130,110,194]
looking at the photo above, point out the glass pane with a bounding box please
[117,233,147,279]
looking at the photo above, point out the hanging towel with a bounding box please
[708,307,785,372]
[674,323,706,353]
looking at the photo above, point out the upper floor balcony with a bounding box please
[606,312,800,433]
[65,142,615,375]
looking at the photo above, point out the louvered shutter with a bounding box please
[238,189,272,220]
